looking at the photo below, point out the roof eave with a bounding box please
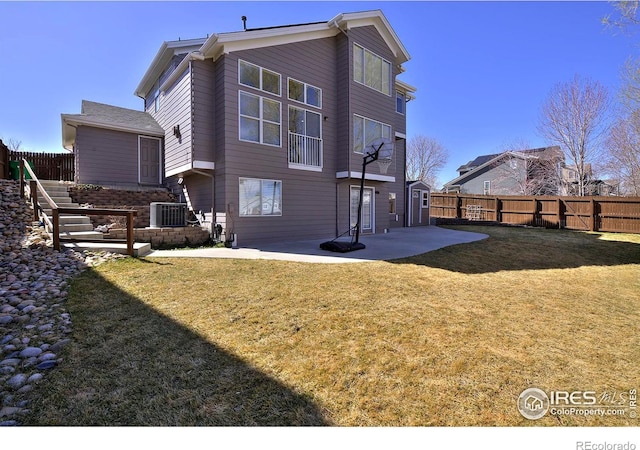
[332,10,411,65]
[61,114,164,151]
[135,38,207,98]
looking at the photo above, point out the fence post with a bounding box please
[532,197,539,227]
[19,159,25,198]
[126,211,134,257]
[455,194,461,219]
[30,180,39,222]
[494,196,501,222]
[557,197,562,229]
[590,198,596,232]
[52,208,60,251]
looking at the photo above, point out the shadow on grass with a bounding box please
[22,267,330,426]
[392,226,640,274]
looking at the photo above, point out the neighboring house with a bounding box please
[62,100,165,188]
[560,165,619,196]
[62,10,417,245]
[443,146,563,196]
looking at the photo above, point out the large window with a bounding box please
[239,60,281,96]
[353,115,392,154]
[239,178,282,216]
[288,78,321,108]
[288,106,322,168]
[353,44,391,96]
[239,91,281,147]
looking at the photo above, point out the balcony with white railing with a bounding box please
[288,132,322,171]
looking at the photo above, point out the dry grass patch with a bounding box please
[23,226,639,426]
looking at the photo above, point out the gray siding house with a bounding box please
[443,146,564,196]
[61,101,165,188]
[63,10,417,245]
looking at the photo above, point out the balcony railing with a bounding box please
[288,132,322,169]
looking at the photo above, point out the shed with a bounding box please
[406,180,430,226]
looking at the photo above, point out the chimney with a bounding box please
[241,16,247,31]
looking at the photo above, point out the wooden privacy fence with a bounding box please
[431,193,640,234]
[0,140,8,179]
[9,150,74,181]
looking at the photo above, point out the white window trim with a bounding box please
[422,191,429,209]
[389,192,397,214]
[350,185,375,233]
[353,114,392,154]
[483,180,491,195]
[288,105,323,170]
[353,43,392,96]
[239,177,283,217]
[238,90,282,148]
[396,91,405,115]
[238,59,282,97]
[287,77,322,109]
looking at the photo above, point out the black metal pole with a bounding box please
[354,154,367,244]
[354,143,383,244]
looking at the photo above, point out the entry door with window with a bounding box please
[350,186,374,233]
[139,136,161,185]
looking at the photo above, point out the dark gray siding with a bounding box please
[182,172,213,214]
[348,26,402,177]
[218,38,340,244]
[389,137,406,227]
[75,126,146,186]
[191,59,216,164]
[148,67,192,173]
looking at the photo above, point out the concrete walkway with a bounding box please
[146,226,488,264]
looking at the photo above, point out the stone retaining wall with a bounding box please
[105,227,210,249]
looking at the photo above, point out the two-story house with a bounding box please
[62,10,416,245]
[443,146,564,196]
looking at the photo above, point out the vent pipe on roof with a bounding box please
[241,16,247,31]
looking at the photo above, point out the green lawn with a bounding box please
[23,226,640,426]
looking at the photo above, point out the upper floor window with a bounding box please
[239,60,281,96]
[288,78,322,108]
[353,44,391,96]
[239,91,281,147]
[396,92,405,114]
[353,115,392,154]
[288,106,322,169]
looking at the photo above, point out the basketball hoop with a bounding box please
[377,158,392,174]
[367,138,394,174]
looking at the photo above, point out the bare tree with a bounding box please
[405,135,448,189]
[605,112,640,196]
[602,0,639,31]
[1,137,23,151]
[537,75,611,196]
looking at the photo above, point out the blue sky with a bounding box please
[0,1,637,185]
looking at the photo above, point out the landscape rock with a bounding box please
[0,180,125,425]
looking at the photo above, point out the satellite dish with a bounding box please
[367,137,394,161]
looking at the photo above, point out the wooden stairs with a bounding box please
[36,180,151,256]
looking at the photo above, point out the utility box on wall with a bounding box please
[150,202,187,227]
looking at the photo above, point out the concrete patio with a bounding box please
[146,226,488,263]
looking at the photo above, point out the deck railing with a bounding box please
[19,159,137,256]
[288,133,322,168]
